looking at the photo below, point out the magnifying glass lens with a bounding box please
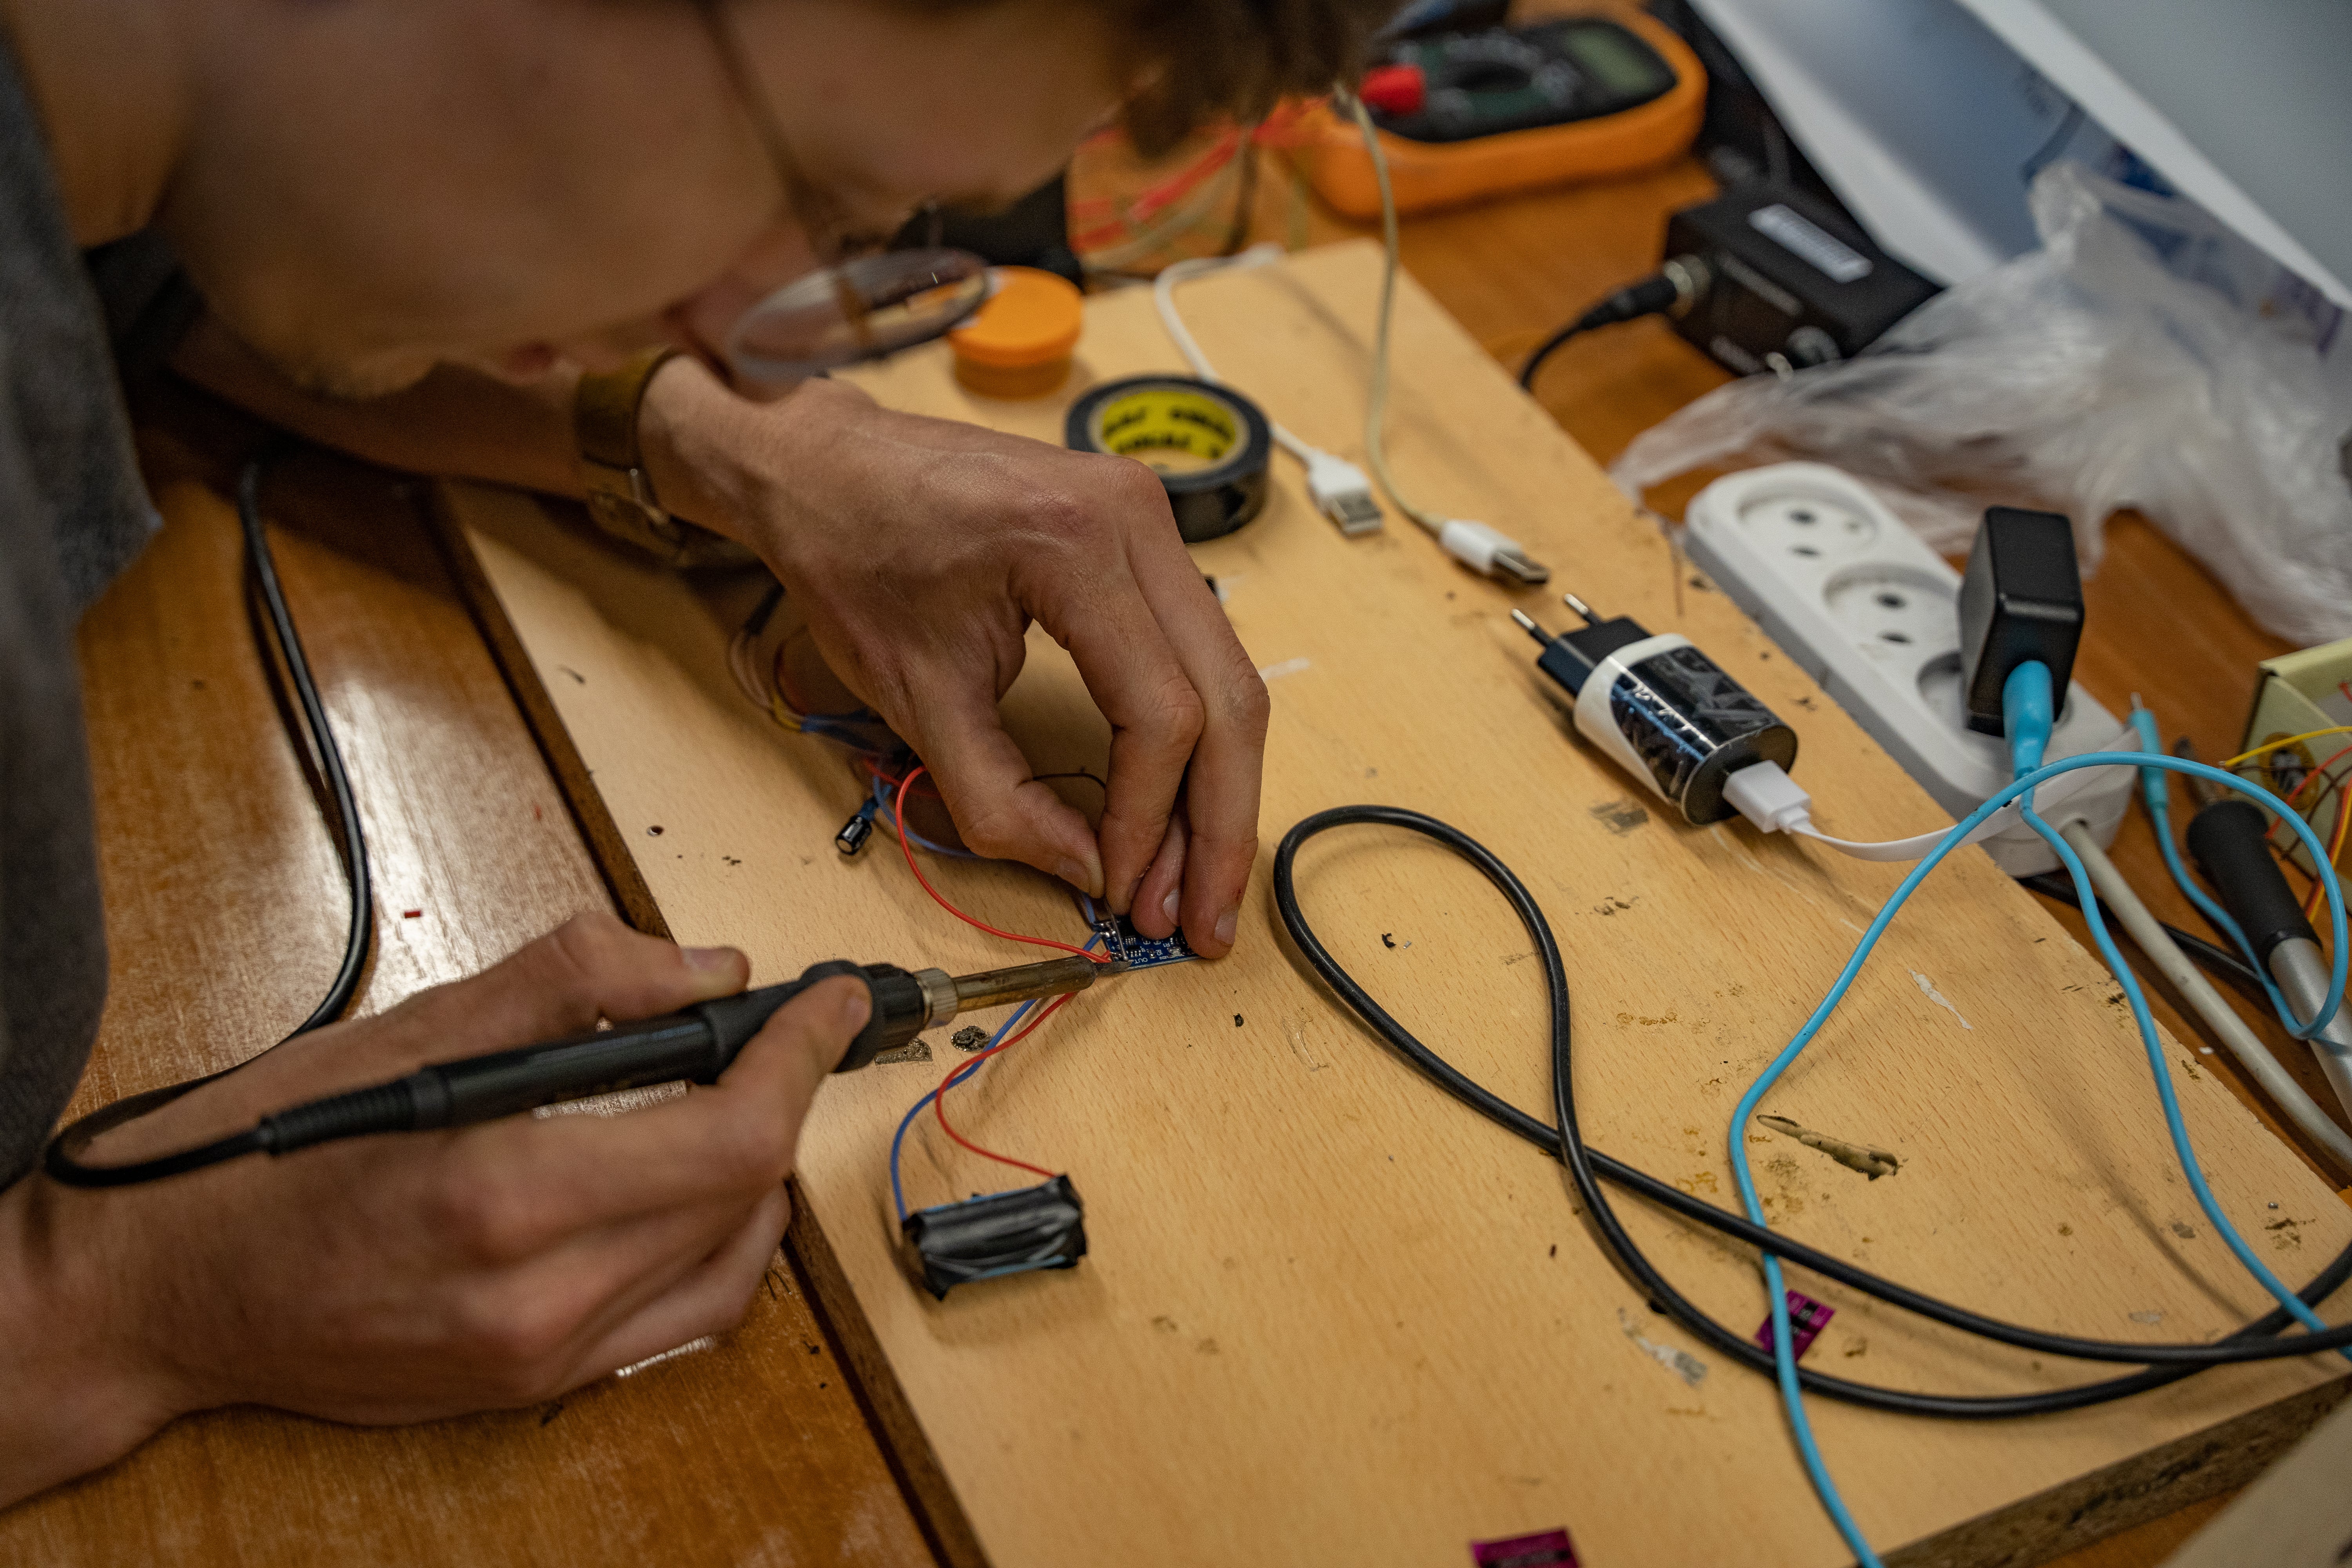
[725,248,991,383]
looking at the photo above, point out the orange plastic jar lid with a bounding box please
[949,267,1083,369]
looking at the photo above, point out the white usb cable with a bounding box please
[1154,248,1383,537]
[1147,98,1553,584]
[1721,758,2109,862]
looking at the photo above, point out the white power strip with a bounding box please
[1682,463,2131,877]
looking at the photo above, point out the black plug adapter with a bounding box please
[1957,506,2082,736]
[1528,605,1654,694]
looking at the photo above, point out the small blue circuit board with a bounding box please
[1093,916,1200,970]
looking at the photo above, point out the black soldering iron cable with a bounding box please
[238,450,374,1033]
[1272,808,2352,1414]
[44,450,374,1187]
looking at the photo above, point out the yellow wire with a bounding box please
[2220,725,2352,768]
[2304,773,2352,919]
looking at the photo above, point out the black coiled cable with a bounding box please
[45,451,374,1187]
[1272,806,2352,1416]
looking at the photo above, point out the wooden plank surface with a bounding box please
[456,241,2352,1568]
[0,421,933,1566]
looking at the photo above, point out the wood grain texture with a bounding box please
[456,242,2352,1568]
[2,425,932,1566]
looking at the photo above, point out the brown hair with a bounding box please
[916,0,1399,154]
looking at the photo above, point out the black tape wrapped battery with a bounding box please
[901,1174,1088,1299]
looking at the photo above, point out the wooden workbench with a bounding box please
[450,242,2349,1566]
[11,156,2343,1566]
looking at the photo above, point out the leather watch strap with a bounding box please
[573,347,748,567]
[575,346,676,472]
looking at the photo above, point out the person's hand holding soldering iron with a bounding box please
[0,916,860,1502]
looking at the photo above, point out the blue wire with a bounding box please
[886,933,1105,1223]
[1731,696,2350,1568]
[887,997,1038,1223]
[2129,705,2335,1041]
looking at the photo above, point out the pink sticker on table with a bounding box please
[1471,1528,1579,1567]
[1754,1289,1835,1359]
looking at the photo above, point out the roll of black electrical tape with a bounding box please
[1065,375,1271,543]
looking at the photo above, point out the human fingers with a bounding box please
[1014,492,1207,911]
[1128,806,1188,940]
[557,1184,793,1393]
[1120,536,1266,956]
[389,910,750,1053]
[430,975,867,1254]
[81,912,756,1161]
[901,667,1106,897]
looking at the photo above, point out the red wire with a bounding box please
[2263,741,2352,844]
[892,766,1108,963]
[927,993,1074,1180]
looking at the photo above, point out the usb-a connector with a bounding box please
[1305,452,1384,537]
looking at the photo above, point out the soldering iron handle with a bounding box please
[2187,799,2318,962]
[696,959,931,1073]
[257,961,923,1159]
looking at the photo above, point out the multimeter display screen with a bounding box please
[1563,25,1671,96]
[1375,19,1677,144]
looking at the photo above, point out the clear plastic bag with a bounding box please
[1611,163,2352,645]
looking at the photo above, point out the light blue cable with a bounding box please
[2128,705,2330,1040]
[1730,694,2349,1567]
[2007,667,2347,1353]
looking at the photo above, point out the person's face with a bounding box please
[160,0,1125,398]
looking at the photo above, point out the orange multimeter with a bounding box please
[1293,10,1705,219]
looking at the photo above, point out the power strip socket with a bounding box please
[1682,463,2131,877]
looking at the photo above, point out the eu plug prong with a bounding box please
[1510,608,1554,645]
[1561,591,1600,624]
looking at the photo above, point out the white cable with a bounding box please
[1340,93,1547,581]
[1154,249,1312,463]
[1153,248,1385,535]
[1723,759,2109,862]
[2060,821,2352,1168]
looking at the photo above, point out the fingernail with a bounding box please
[684,945,739,971]
[1057,852,1106,898]
[839,981,872,1034]
[1214,906,1238,946]
[1160,889,1181,927]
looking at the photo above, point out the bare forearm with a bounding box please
[171,315,796,550]
[173,314,586,500]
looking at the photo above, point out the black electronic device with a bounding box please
[1661,183,1941,376]
[1371,18,1680,144]
[891,172,1081,289]
[1956,507,2083,737]
[1518,179,1940,394]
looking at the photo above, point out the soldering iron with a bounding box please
[45,952,1118,1189]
